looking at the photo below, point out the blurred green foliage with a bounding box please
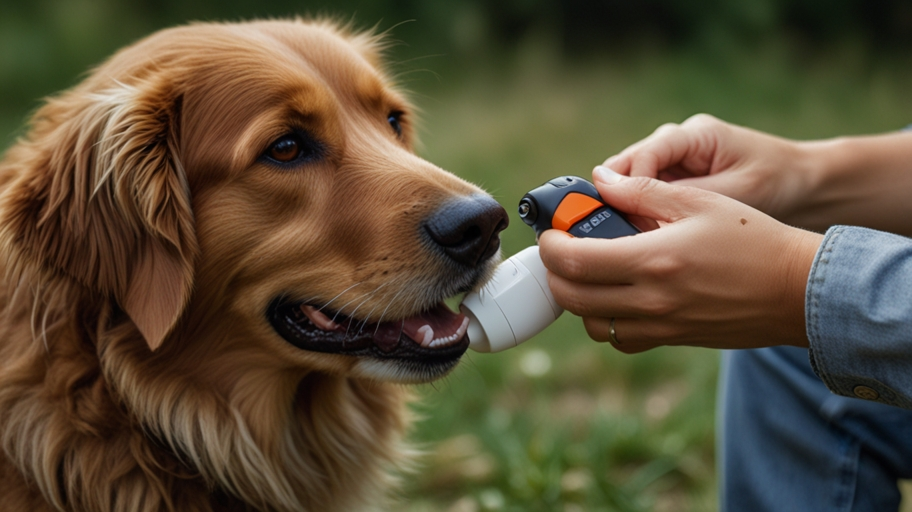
[1,1,912,511]
[2,0,912,143]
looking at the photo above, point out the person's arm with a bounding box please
[603,114,912,236]
[789,133,912,236]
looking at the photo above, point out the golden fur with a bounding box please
[0,19,497,511]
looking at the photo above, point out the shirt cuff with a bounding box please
[806,225,912,408]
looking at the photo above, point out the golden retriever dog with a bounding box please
[0,19,507,511]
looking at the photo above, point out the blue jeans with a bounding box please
[718,347,912,511]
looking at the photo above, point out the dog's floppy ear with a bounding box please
[3,78,197,350]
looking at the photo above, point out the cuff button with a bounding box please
[853,385,880,401]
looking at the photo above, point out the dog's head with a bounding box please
[1,20,507,384]
[0,19,509,511]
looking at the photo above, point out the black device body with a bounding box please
[518,176,640,239]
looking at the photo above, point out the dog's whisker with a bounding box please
[318,282,362,314]
[330,288,369,325]
[392,67,443,83]
[346,283,387,321]
[340,289,378,336]
[357,301,383,334]
[351,282,396,334]
[373,287,408,338]
[392,52,446,66]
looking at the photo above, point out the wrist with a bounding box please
[780,227,824,347]
[778,138,839,229]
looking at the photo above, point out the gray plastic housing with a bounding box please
[460,246,563,352]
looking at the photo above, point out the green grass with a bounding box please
[401,40,912,512]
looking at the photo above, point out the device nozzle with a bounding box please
[518,197,537,225]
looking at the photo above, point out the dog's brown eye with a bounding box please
[268,135,301,162]
[262,131,322,167]
[387,112,403,139]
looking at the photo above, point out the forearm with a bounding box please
[788,131,912,236]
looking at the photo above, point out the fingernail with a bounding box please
[594,165,623,184]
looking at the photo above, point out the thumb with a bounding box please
[592,165,710,223]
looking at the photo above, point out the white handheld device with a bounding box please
[460,246,562,353]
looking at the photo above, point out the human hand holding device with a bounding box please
[600,114,811,221]
[604,113,912,235]
[466,115,912,353]
[539,167,823,353]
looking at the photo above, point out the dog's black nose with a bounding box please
[424,195,509,267]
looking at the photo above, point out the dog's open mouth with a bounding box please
[268,298,471,362]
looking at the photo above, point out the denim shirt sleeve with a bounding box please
[806,225,912,409]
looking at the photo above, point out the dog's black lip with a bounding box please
[267,297,470,363]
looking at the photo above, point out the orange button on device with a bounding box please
[552,193,604,232]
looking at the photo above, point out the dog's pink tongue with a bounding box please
[401,304,469,349]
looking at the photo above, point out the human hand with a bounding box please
[538,169,824,353]
[603,114,814,223]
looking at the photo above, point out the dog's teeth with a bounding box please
[301,305,341,330]
[457,317,469,336]
[426,318,471,348]
[418,325,434,346]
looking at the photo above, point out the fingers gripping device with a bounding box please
[461,176,639,353]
